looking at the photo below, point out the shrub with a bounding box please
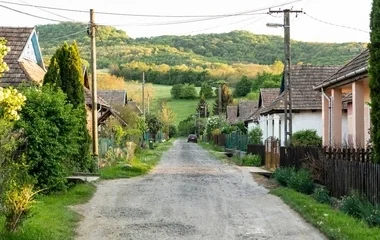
[17,85,84,191]
[248,127,263,144]
[199,83,213,99]
[341,192,380,227]
[241,154,261,166]
[312,186,331,205]
[273,167,296,187]
[180,84,198,99]
[340,192,364,219]
[290,129,322,147]
[288,168,314,194]
[170,84,183,99]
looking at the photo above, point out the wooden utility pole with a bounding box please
[218,85,222,115]
[90,9,99,167]
[269,8,302,146]
[142,72,145,120]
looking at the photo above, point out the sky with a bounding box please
[0,0,373,43]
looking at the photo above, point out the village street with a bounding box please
[74,140,326,240]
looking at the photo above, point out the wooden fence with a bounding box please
[247,144,265,166]
[323,159,380,204]
[212,134,226,147]
[278,146,379,204]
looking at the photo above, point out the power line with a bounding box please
[0,0,302,18]
[305,13,369,34]
[47,30,88,41]
[17,0,75,21]
[0,4,63,22]
[179,15,262,35]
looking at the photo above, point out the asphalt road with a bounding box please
[74,139,326,240]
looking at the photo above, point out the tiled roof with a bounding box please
[0,27,44,86]
[262,65,340,114]
[314,49,368,89]
[238,100,258,121]
[84,87,110,108]
[97,90,127,107]
[259,88,280,108]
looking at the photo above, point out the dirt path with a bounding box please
[74,139,326,240]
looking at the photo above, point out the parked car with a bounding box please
[187,134,198,143]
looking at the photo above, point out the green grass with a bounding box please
[0,183,96,240]
[198,142,242,164]
[150,84,214,125]
[271,187,380,240]
[99,139,174,179]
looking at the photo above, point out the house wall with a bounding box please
[21,36,38,63]
[247,121,258,133]
[344,80,370,146]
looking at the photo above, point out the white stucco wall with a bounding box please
[247,121,258,133]
[21,39,38,63]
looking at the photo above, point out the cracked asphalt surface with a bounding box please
[74,139,326,240]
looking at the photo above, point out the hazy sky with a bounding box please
[0,0,373,43]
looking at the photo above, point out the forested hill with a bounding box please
[135,31,365,65]
[37,22,365,68]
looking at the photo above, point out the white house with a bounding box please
[258,65,345,146]
[245,88,279,133]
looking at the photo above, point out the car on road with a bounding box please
[187,134,198,143]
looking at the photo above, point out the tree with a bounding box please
[234,75,252,97]
[146,113,162,140]
[43,42,92,171]
[199,82,213,98]
[159,101,176,138]
[43,42,84,107]
[369,0,380,163]
[170,84,183,99]
[213,84,233,115]
[196,94,209,118]
[248,127,263,144]
[180,84,198,99]
[17,85,84,190]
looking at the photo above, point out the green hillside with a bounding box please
[37,22,365,68]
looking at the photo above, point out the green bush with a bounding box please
[288,168,314,194]
[180,84,198,99]
[312,186,332,205]
[341,192,380,227]
[241,154,261,166]
[273,167,296,187]
[170,84,183,99]
[17,85,84,191]
[248,127,263,144]
[290,129,322,147]
[341,192,365,219]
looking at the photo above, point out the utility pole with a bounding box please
[89,9,99,168]
[147,93,150,114]
[268,8,302,146]
[142,72,145,120]
[218,85,222,115]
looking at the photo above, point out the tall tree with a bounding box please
[213,84,233,115]
[199,82,213,99]
[196,94,209,118]
[234,75,252,97]
[43,42,92,171]
[369,0,380,163]
[159,101,175,138]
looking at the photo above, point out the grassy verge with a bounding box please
[198,142,242,165]
[271,187,380,239]
[99,139,174,179]
[0,183,96,240]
